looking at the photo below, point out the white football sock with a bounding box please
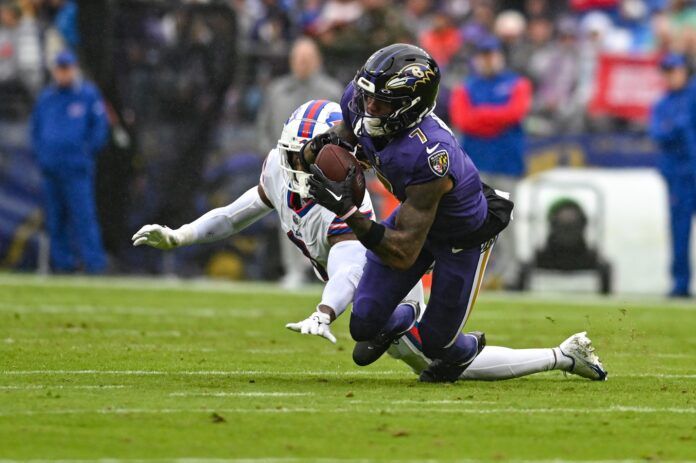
[461,346,572,381]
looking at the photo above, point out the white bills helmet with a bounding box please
[278,99,343,198]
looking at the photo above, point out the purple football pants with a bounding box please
[351,207,493,364]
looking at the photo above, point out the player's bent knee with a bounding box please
[349,313,381,342]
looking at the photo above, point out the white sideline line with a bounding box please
[2,370,695,379]
[168,391,313,397]
[0,406,694,417]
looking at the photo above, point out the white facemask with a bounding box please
[278,148,314,198]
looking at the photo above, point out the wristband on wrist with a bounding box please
[359,222,386,250]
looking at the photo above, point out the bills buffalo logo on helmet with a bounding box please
[428,150,449,177]
[386,64,436,91]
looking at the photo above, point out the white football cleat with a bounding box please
[559,331,608,381]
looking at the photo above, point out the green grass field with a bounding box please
[0,274,694,462]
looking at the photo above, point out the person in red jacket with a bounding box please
[449,36,532,289]
[419,10,462,68]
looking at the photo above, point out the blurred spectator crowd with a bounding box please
[3,0,696,134]
[0,0,77,118]
[234,0,696,135]
[2,0,695,278]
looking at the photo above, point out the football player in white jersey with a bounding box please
[132,99,606,381]
[132,99,422,344]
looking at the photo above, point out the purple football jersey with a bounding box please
[340,82,487,241]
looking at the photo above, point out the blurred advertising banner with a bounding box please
[589,54,664,122]
[570,0,619,11]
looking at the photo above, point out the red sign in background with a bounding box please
[589,53,665,122]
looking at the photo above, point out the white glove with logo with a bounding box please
[132,224,183,250]
[286,310,336,344]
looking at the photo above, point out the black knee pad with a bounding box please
[349,313,381,342]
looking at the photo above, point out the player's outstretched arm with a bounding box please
[132,185,274,250]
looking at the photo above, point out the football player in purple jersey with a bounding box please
[301,44,606,382]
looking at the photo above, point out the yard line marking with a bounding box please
[0,369,408,376]
[168,391,313,397]
[0,457,694,463]
[0,303,266,318]
[3,370,695,379]
[0,406,694,417]
[3,460,695,463]
[0,385,126,390]
[1,460,695,463]
[349,399,497,405]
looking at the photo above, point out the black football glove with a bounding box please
[308,164,358,220]
[299,132,354,170]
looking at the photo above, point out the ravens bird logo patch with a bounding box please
[386,64,436,91]
[428,150,449,177]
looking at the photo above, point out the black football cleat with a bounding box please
[352,331,395,366]
[419,331,486,383]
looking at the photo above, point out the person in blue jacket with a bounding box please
[649,53,696,298]
[30,50,110,273]
[449,36,532,288]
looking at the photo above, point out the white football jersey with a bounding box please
[260,148,375,281]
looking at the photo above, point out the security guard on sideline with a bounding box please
[30,50,110,273]
[649,53,696,298]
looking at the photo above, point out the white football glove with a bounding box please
[131,224,182,250]
[286,310,336,344]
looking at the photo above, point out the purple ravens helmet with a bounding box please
[349,43,441,137]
